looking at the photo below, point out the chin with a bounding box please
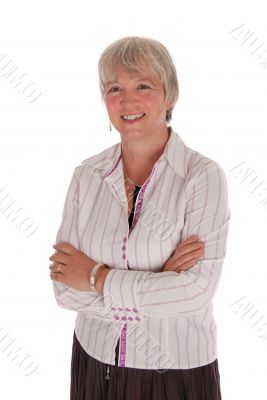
[120,126,145,133]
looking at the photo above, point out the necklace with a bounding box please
[122,162,142,188]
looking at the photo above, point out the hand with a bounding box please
[49,242,99,291]
[161,235,205,273]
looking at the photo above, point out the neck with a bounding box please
[121,126,171,183]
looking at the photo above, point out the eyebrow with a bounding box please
[106,77,155,85]
[136,77,154,82]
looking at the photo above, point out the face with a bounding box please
[103,60,173,138]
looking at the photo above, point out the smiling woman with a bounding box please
[50,35,230,400]
[101,57,177,186]
[98,36,179,126]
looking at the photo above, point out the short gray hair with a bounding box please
[98,36,179,124]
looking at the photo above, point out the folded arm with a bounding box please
[103,163,231,319]
[51,166,107,316]
[52,162,231,321]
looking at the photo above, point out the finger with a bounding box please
[177,247,203,266]
[180,242,204,254]
[50,271,65,281]
[53,242,79,255]
[173,242,204,263]
[49,262,65,274]
[182,235,199,244]
[164,253,197,272]
[49,252,69,264]
[178,258,198,272]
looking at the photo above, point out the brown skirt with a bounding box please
[70,330,222,400]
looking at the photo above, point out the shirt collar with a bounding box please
[81,126,186,179]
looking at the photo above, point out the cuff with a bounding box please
[103,268,149,322]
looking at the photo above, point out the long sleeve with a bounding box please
[103,162,231,319]
[51,166,107,316]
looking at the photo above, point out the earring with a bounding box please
[109,121,112,131]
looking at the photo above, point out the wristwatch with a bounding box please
[90,263,105,291]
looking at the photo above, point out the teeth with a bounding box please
[121,113,145,120]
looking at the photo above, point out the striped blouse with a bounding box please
[52,126,231,370]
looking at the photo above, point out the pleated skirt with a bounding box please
[70,330,222,400]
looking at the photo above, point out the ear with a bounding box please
[164,96,174,110]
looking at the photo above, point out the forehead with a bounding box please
[106,62,159,85]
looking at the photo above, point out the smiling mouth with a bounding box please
[120,113,146,121]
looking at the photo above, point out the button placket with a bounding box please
[112,306,142,322]
[122,235,128,261]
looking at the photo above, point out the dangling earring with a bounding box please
[109,121,112,131]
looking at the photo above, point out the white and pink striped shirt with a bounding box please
[52,126,231,370]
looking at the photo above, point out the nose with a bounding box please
[119,89,138,105]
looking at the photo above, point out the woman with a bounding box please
[49,36,230,399]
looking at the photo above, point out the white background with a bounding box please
[0,1,266,399]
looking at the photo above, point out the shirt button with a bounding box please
[122,254,126,260]
[123,237,127,242]
[122,245,126,251]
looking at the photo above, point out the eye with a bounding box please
[138,84,150,89]
[107,86,121,93]
[106,83,150,94]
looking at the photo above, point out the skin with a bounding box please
[49,242,109,293]
[103,59,173,185]
[49,58,205,293]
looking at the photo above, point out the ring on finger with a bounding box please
[57,263,62,273]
